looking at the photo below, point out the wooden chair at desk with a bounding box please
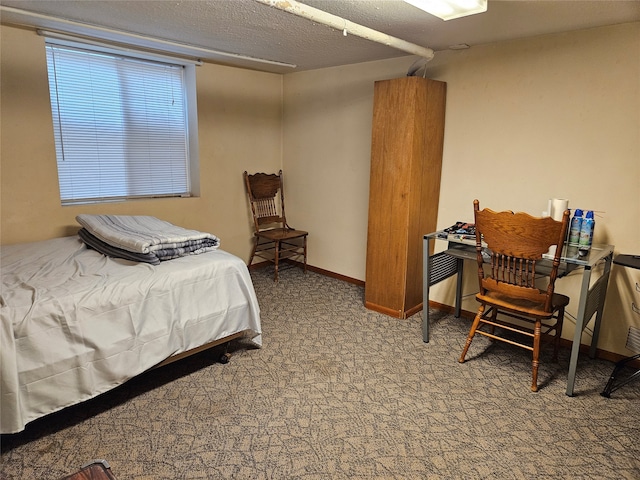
[458,200,570,392]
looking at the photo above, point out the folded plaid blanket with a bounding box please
[78,228,162,264]
[76,214,220,264]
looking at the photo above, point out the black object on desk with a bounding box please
[601,254,640,398]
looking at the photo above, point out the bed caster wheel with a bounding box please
[219,353,231,364]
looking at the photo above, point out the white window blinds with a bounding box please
[45,43,191,204]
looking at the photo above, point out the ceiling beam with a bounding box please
[254,0,435,61]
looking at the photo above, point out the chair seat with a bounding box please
[476,291,570,318]
[256,228,308,241]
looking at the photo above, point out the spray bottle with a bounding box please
[568,209,583,245]
[579,211,595,251]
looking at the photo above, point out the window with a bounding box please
[45,40,199,204]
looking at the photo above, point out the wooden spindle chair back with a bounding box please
[246,172,286,230]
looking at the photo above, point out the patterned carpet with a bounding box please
[1,267,639,479]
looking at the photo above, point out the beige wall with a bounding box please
[2,22,639,357]
[0,25,283,260]
[282,23,640,356]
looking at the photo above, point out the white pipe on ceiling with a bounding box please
[254,0,435,61]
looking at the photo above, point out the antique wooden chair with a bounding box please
[243,170,308,281]
[459,200,570,392]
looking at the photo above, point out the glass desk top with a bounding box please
[424,231,614,269]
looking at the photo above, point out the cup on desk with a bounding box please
[566,244,580,259]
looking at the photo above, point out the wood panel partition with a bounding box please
[365,76,446,319]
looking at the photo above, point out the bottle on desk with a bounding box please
[579,210,595,252]
[568,209,583,245]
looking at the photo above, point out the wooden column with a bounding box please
[365,76,446,319]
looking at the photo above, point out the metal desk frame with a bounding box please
[422,232,614,396]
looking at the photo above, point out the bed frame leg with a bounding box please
[218,341,234,364]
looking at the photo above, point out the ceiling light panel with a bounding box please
[403,0,488,21]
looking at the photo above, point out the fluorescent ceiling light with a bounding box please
[403,0,488,21]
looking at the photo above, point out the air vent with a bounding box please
[626,326,640,352]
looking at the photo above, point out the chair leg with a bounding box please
[531,319,542,392]
[459,304,485,363]
[248,237,258,267]
[303,235,308,274]
[489,307,498,336]
[274,240,280,282]
[552,307,565,362]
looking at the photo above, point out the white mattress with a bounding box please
[1,236,261,434]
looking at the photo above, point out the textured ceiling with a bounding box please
[1,0,639,74]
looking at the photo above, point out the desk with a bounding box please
[422,231,614,396]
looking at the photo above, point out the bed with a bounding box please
[1,217,262,434]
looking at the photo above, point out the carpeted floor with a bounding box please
[1,267,639,479]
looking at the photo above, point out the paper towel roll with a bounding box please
[550,198,569,221]
[547,198,569,257]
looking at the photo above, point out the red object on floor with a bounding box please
[59,460,117,480]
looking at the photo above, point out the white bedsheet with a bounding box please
[1,236,261,434]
